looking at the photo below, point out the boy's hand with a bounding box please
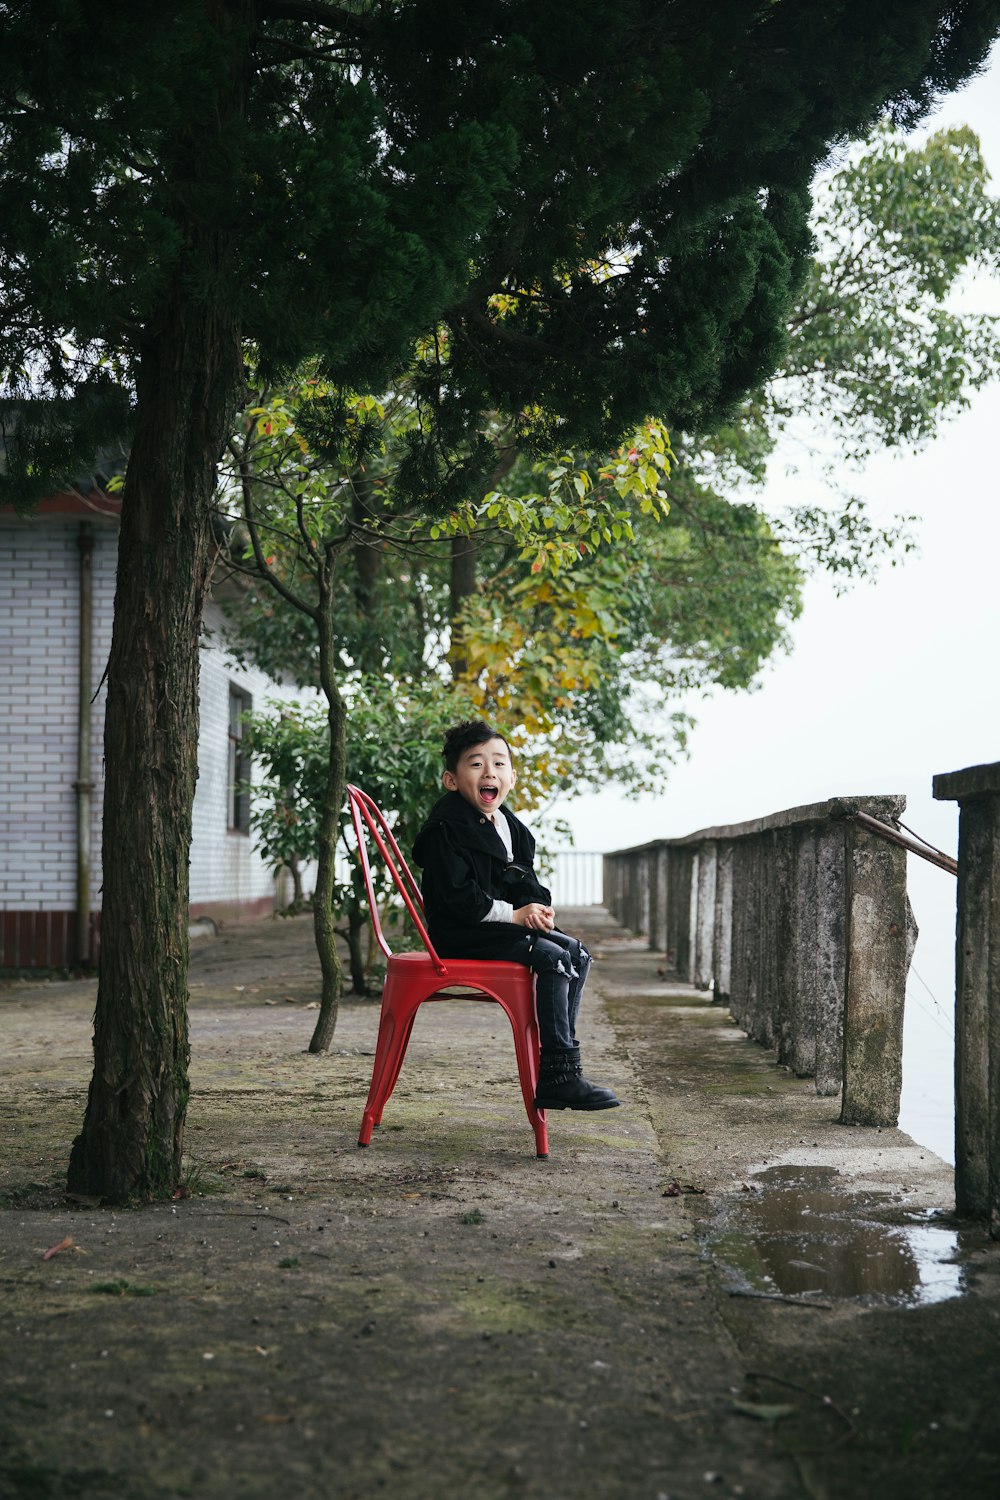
[513,903,555,931]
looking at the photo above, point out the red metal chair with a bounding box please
[347,784,548,1158]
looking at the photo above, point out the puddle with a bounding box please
[706,1165,967,1306]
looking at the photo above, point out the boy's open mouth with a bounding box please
[479,785,499,803]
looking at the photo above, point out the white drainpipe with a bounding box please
[75,522,94,964]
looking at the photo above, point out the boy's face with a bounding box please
[443,736,516,816]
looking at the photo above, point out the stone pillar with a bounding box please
[772,826,795,1067]
[713,841,733,1005]
[693,842,717,990]
[602,855,618,920]
[660,847,678,969]
[647,844,667,952]
[636,850,650,937]
[625,853,640,932]
[742,837,764,1043]
[758,840,779,1050]
[728,839,751,1030]
[671,849,694,980]
[814,824,846,1098]
[787,827,819,1077]
[934,761,1000,1235]
[840,816,909,1126]
[686,851,700,981]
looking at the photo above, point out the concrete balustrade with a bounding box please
[603,796,915,1127]
[934,760,1000,1237]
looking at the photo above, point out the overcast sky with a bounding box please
[558,44,1000,1161]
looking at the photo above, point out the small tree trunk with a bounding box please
[308,596,347,1052]
[346,901,369,995]
[449,534,477,678]
[365,912,380,987]
[288,853,304,909]
[352,482,384,673]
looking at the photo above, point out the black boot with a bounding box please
[534,1045,620,1111]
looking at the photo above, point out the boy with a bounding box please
[412,719,620,1111]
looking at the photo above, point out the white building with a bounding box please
[0,488,296,969]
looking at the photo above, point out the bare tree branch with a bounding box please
[227,437,320,620]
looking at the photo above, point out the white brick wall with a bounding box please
[0,518,111,908]
[1,520,311,916]
[189,600,295,907]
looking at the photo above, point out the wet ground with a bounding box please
[706,1163,967,1308]
[2,909,999,1499]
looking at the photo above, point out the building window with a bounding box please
[228,685,252,834]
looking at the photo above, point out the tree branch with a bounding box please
[259,0,375,36]
[227,438,320,621]
[462,307,564,360]
[254,34,356,64]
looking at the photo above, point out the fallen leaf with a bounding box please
[43,1235,74,1261]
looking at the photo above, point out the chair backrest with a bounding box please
[346,784,448,976]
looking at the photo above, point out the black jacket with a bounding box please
[412,791,551,958]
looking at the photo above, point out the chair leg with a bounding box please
[358,995,420,1146]
[371,1012,418,1126]
[502,997,549,1159]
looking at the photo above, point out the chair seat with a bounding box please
[386,951,537,986]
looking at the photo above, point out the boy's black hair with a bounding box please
[442,719,513,773]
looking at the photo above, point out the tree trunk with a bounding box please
[67,307,243,1201]
[308,596,348,1051]
[449,534,477,678]
[67,4,250,1202]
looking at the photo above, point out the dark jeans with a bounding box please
[434,924,592,1053]
[525,929,591,1051]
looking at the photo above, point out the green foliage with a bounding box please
[456,461,803,795]
[6,3,1000,501]
[693,125,1000,494]
[241,702,330,880]
[781,125,1000,460]
[244,675,477,909]
[437,421,673,574]
[222,118,1000,824]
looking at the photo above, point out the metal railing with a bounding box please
[544,850,604,908]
